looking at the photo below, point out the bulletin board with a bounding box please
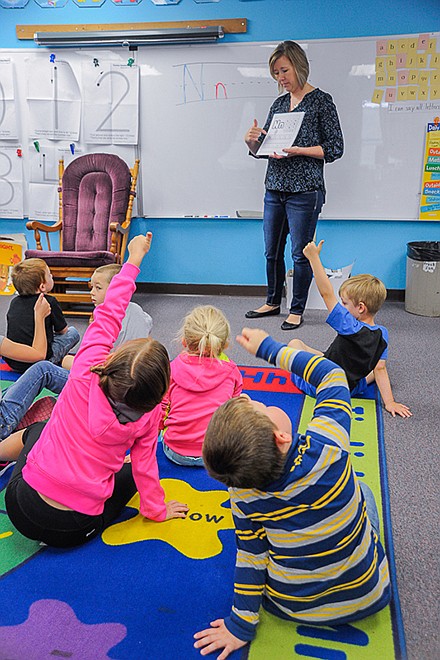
[0,31,439,221]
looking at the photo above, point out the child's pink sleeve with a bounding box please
[130,408,167,521]
[70,262,139,378]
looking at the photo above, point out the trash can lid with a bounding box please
[407,241,440,261]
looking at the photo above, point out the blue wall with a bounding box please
[1,0,439,288]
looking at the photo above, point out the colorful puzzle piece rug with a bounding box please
[0,366,405,660]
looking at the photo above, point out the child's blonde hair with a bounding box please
[93,264,122,284]
[339,274,387,315]
[12,258,48,295]
[180,305,230,359]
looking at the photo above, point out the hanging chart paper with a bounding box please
[0,59,19,140]
[82,62,139,145]
[26,57,81,141]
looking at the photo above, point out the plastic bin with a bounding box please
[405,241,440,317]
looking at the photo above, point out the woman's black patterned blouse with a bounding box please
[255,88,344,195]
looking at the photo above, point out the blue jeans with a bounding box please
[0,361,68,440]
[263,189,324,315]
[163,442,204,467]
[50,326,80,366]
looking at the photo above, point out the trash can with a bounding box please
[405,241,440,317]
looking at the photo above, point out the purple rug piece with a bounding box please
[0,599,126,659]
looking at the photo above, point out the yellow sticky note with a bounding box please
[420,72,429,85]
[431,86,440,100]
[431,53,440,69]
[418,86,429,101]
[416,54,427,68]
[387,40,397,54]
[408,70,419,85]
[386,72,397,85]
[431,71,440,85]
[387,56,396,70]
[397,87,408,101]
[375,72,386,86]
[408,38,417,52]
[428,38,437,53]
[375,57,387,71]
[371,89,384,104]
[398,38,409,53]
[406,55,416,68]
[407,86,418,101]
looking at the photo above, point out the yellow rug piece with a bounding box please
[102,478,234,560]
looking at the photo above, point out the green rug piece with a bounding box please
[248,396,397,660]
[0,489,41,577]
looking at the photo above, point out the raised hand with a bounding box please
[127,232,153,267]
[236,327,269,356]
[303,240,324,261]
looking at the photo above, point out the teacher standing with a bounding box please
[245,41,344,330]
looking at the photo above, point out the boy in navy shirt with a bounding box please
[288,241,411,418]
[5,258,79,374]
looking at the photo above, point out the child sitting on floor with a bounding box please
[62,264,153,371]
[90,264,153,347]
[288,241,411,418]
[1,233,188,548]
[194,327,390,657]
[160,305,243,467]
[0,295,68,475]
[4,258,80,373]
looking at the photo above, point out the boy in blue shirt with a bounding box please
[194,327,390,657]
[288,241,411,418]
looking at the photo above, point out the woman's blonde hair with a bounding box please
[269,41,310,91]
[90,337,170,413]
[180,305,230,359]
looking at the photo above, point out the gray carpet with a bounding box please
[1,291,439,659]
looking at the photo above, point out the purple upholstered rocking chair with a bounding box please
[26,153,140,316]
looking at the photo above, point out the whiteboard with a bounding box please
[137,35,440,220]
[1,34,439,221]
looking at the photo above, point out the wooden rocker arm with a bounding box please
[26,220,62,233]
[26,220,62,252]
[109,221,130,235]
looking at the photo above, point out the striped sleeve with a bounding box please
[224,495,269,641]
[257,336,352,451]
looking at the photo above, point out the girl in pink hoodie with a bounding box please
[161,306,243,466]
[2,233,188,548]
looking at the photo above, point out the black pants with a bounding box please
[5,422,137,549]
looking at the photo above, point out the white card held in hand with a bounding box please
[258,112,305,156]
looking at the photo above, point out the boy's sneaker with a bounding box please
[0,461,15,477]
[16,396,57,431]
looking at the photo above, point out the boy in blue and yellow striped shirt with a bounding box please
[194,327,390,658]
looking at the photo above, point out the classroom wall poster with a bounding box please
[0,240,22,296]
[0,145,24,219]
[0,59,19,140]
[419,121,440,220]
